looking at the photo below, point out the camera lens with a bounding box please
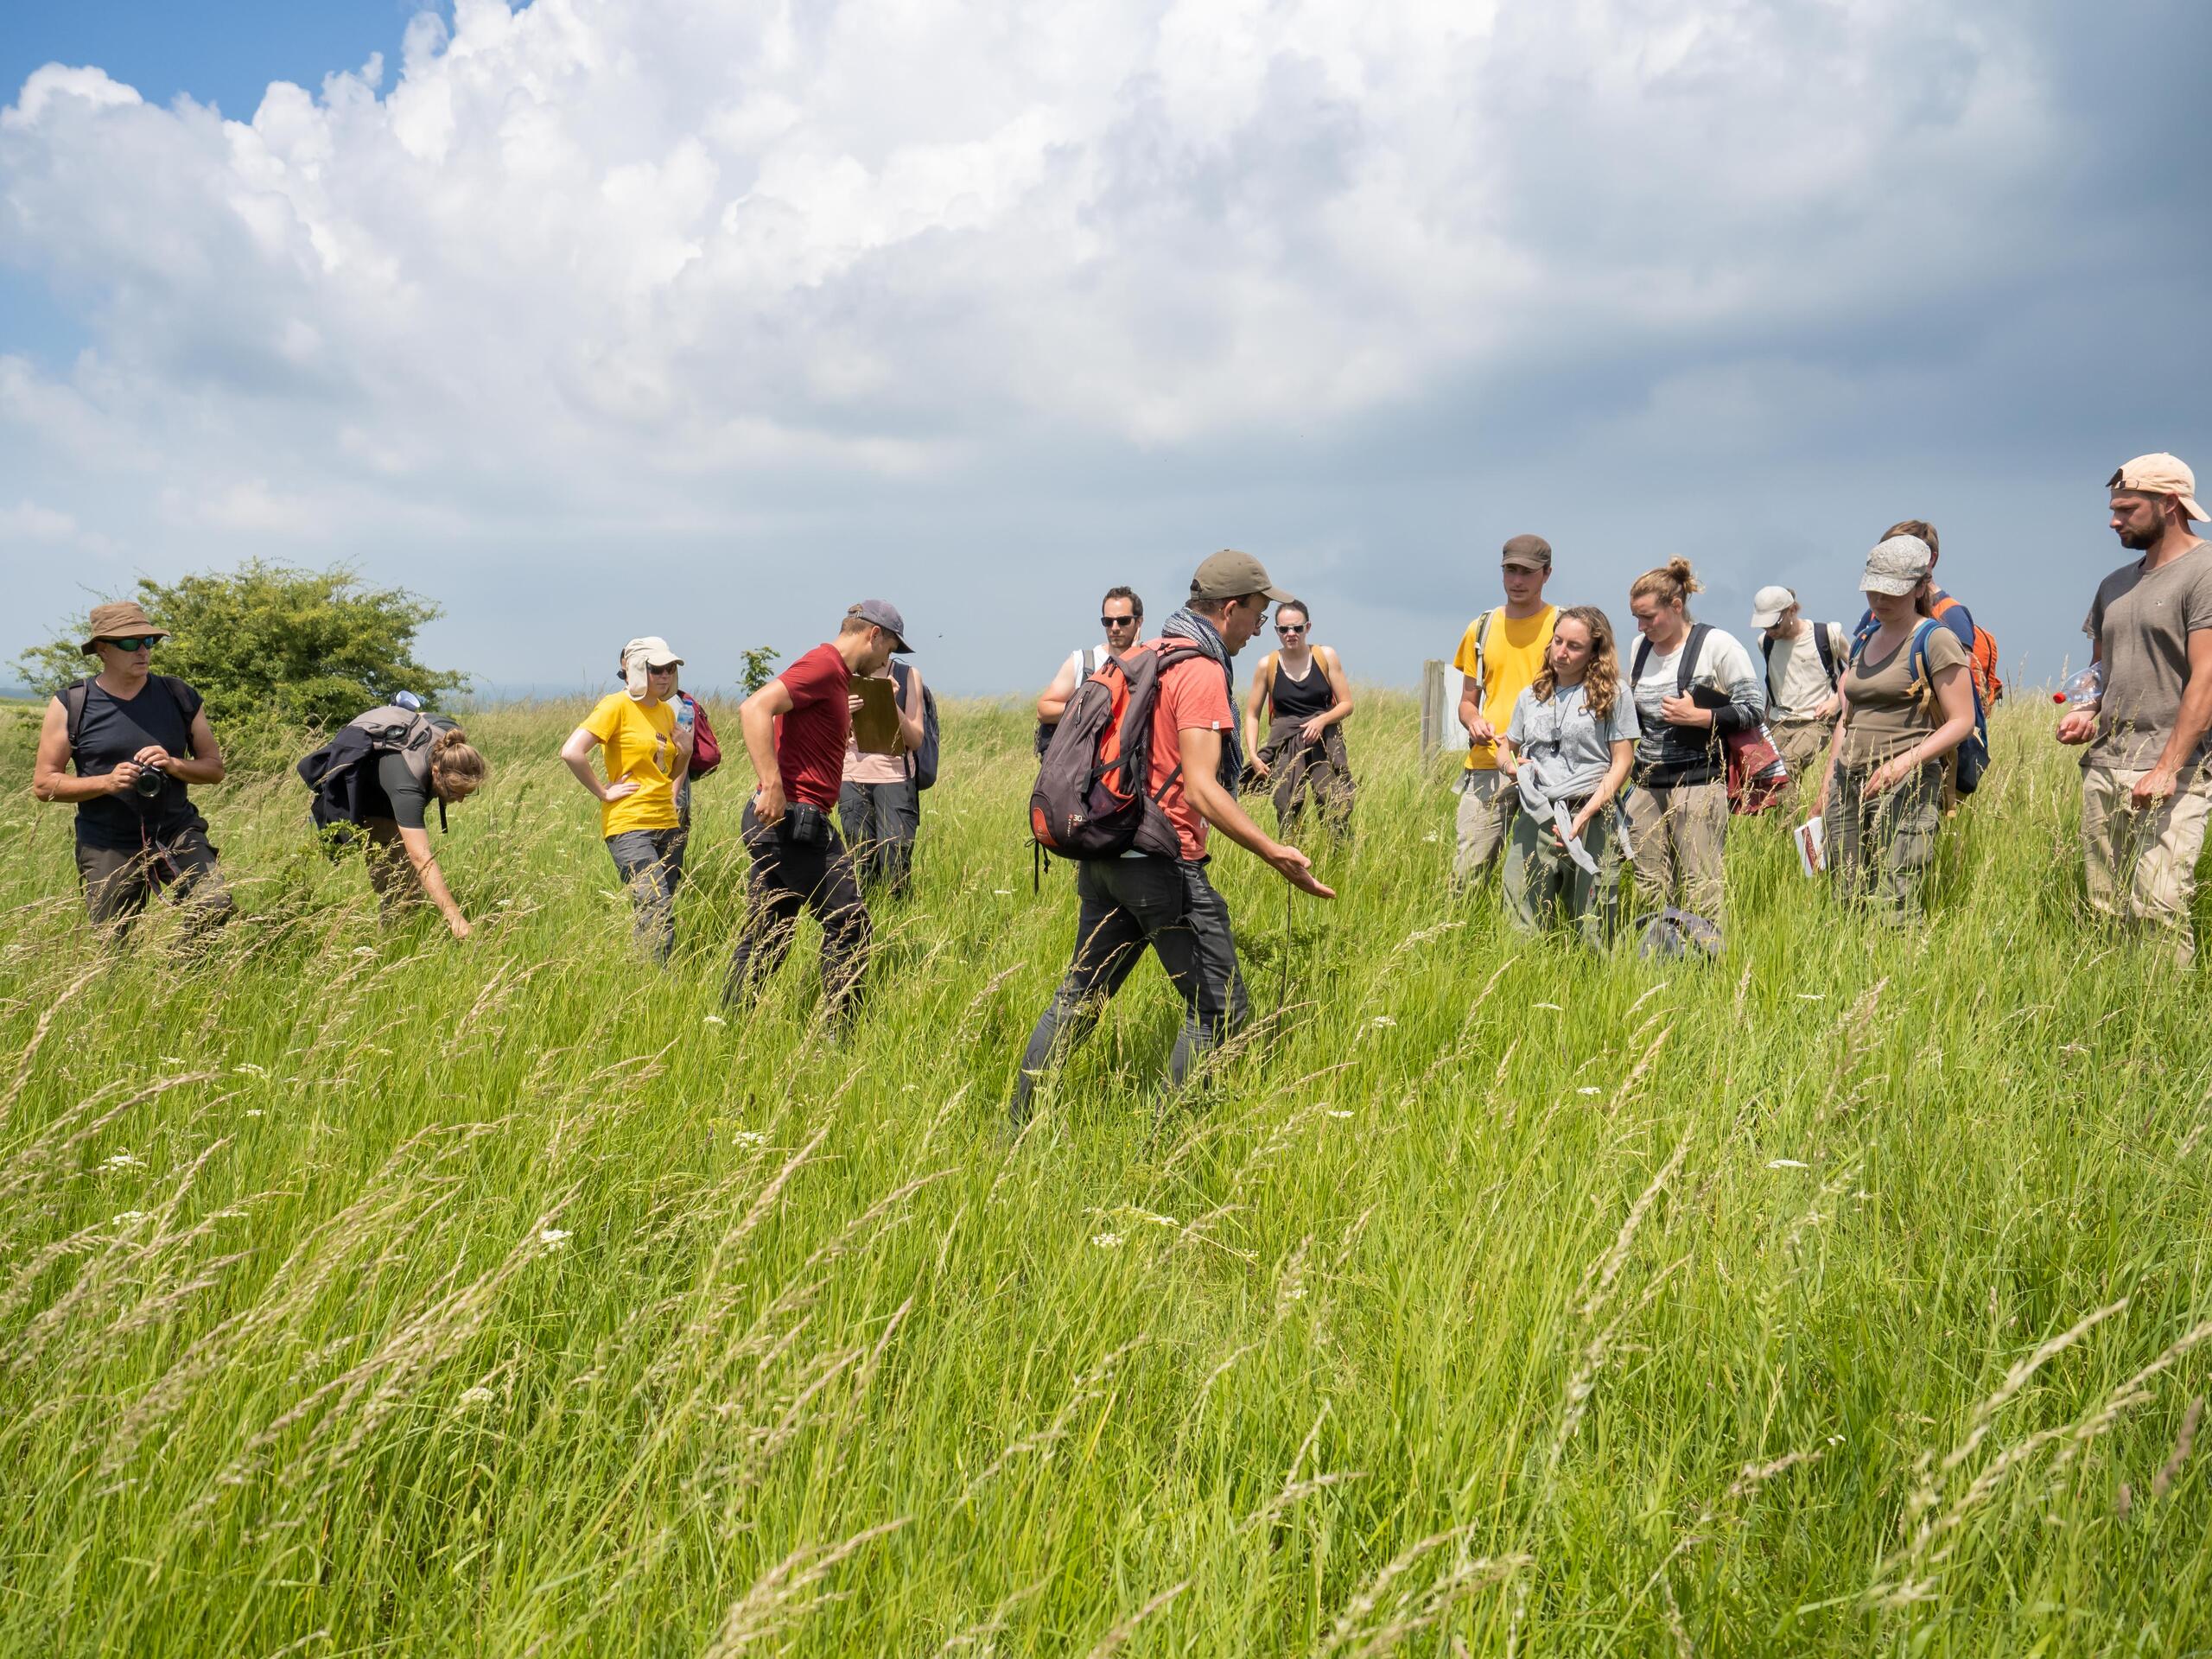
[132,767,164,799]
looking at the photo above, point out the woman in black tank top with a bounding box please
[1243,601,1358,834]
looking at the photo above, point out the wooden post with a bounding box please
[1420,659,1447,762]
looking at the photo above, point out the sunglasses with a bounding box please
[102,636,162,652]
[1101,615,1139,629]
[1276,623,1307,635]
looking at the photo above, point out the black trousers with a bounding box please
[724,801,872,1021]
[1011,855,1249,1122]
[838,779,920,895]
[74,826,234,935]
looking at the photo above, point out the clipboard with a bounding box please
[851,676,902,755]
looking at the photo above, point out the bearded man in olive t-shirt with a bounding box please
[2058,454,2212,967]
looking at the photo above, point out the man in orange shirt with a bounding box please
[1011,550,1336,1122]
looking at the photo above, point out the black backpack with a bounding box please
[1027,643,1206,861]
[1760,623,1843,699]
[296,707,453,844]
[891,661,941,791]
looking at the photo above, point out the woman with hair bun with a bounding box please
[340,704,492,940]
[1624,557,1765,923]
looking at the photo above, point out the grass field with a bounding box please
[4,691,2211,1656]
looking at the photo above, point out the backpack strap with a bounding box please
[1904,620,1942,706]
[1675,624,1710,696]
[1815,623,1840,687]
[1081,647,1097,679]
[1630,636,1652,685]
[1760,630,1778,694]
[1848,616,1881,665]
[1259,651,1279,718]
[61,680,92,749]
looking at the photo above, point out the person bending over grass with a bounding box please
[32,601,234,938]
[1497,607,1637,948]
[327,704,490,940]
[1243,598,1357,836]
[561,637,692,963]
[1011,550,1335,1126]
[1810,537,1976,925]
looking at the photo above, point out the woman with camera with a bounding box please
[30,601,235,935]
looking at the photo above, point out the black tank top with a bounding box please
[69,676,207,850]
[1269,653,1336,721]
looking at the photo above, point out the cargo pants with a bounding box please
[2081,764,2212,969]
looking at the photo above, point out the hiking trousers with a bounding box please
[75,827,234,937]
[1628,778,1727,921]
[1827,759,1942,925]
[1261,717,1355,835]
[1503,800,1625,949]
[838,779,920,896]
[1011,855,1249,1122]
[607,827,686,963]
[1452,769,1515,882]
[725,802,872,1020]
[1772,721,1832,787]
[2081,764,2212,969]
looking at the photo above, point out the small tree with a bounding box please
[738,645,782,696]
[17,562,469,734]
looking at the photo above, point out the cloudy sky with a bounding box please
[3,0,2207,696]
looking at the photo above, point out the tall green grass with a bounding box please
[3,693,2209,1656]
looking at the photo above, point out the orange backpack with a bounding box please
[1932,594,2004,708]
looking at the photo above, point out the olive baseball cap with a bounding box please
[2109,453,2208,524]
[1189,549,1291,602]
[1500,534,1553,570]
[1860,535,1933,596]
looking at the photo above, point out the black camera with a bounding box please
[783,800,830,846]
[130,761,166,800]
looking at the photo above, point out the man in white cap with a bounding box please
[1011,549,1335,1123]
[2058,454,2212,966]
[1751,585,1847,785]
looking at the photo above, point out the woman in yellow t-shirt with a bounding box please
[559,636,694,962]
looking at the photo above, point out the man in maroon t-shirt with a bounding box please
[1012,550,1337,1123]
[724,600,906,1022]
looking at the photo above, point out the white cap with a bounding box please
[1750,585,1796,630]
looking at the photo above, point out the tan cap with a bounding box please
[621,635,683,669]
[2109,453,2208,524]
[1190,549,1291,602]
[1500,533,1552,570]
[1860,535,1932,596]
[79,601,168,654]
[1750,585,1796,629]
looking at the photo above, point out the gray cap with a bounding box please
[847,599,911,652]
[1190,548,1292,602]
[1860,536,1932,597]
[1501,533,1552,570]
[1749,585,1796,629]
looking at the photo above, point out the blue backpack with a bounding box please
[1849,618,1990,794]
[890,661,941,791]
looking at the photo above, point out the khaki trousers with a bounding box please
[1772,721,1832,789]
[2082,765,2212,968]
[1628,779,1727,920]
[1453,770,1514,882]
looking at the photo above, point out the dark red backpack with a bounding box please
[681,692,722,779]
[1028,642,1206,861]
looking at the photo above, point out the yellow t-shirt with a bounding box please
[1452,605,1557,771]
[582,692,681,837]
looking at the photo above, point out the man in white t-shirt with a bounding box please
[1750,585,1847,784]
[1033,585,1144,754]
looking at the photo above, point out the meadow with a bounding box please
[3,690,2210,1656]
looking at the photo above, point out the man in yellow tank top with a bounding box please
[1451,535,1558,883]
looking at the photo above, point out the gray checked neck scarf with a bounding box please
[1159,606,1244,790]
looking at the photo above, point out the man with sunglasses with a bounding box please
[1034,586,1145,755]
[31,601,235,935]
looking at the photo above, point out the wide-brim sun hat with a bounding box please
[79,601,168,654]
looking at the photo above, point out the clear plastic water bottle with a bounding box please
[392,690,423,711]
[675,693,696,734]
[2052,664,2102,707]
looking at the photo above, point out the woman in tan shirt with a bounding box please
[1810,536,1979,922]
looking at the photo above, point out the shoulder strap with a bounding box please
[1630,637,1652,684]
[1082,647,1097,678]
[62,680,92,748]
[1676,624,1710,695]
[1905,620,1942,698]
[1815,624,1840,685]
[1848,617,1881,665]
[1930,594,1959,619]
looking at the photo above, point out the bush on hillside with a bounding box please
[17,562,468,764]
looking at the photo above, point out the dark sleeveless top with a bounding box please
[1269,653,1336,721]
[69,676,208,851]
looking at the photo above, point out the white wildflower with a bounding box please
[702,1014,727,1027]
[1421,833,1440,843]
[1577,1087,1602,1096]
[1796,992,1825,1001]
[733,1130,766,1147]
[1767,1159,1809,1169]
[1091,1231,1125,1249]
[1326,1109,1353,1120]
[110,1211,148,1227]
[103,1153,143,1169]
[455,1386,497,1410]
[159,1055,183,1064]
[353,946,377,958]
[1370,1015,1396,1028]
[234,1063,268,1077]
[1532,1002,1562,1012]
[993,888,1014,896]
[538,1228,572,1249]
[245,1109,264,1118]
